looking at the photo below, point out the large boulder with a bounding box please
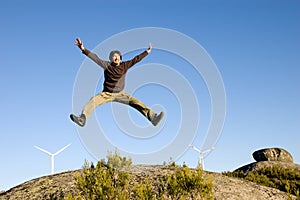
[252,148,293,163]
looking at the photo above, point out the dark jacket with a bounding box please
[82,49,148,93]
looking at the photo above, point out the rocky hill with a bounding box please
[0,165,296,200]
[1,147,298,200]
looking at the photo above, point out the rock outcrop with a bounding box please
[252,148,293,163]
[235,147,297,174]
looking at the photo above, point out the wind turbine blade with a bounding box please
[34,146,52,155]
[190,145,201,153]
[54,143,71,155]
[201,147,215,157]
[202,149,213,154]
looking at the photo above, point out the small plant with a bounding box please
[106,149,132,169]
[48,191,65,200]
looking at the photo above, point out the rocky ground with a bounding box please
[0,165,296,200]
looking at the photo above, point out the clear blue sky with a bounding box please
[1,0,299,191]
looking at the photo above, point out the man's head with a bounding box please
[109,50,122,65]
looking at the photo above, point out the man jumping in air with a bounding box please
[70,38,164,127]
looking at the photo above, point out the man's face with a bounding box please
[111,53,121,65]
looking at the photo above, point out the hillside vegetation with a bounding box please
[223,165,300,197]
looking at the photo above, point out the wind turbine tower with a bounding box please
[34,143,71,175]
[190,145,215,170]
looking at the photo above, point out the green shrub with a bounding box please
[160,164,214,200]
[132,177,154,200]
[72,161,131,200]
[223,165,300,197]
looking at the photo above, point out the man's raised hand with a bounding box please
[147,42,152,54]
[75,37,85,51]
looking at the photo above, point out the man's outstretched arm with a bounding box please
[126,43,152,68]
[75,37,108,69]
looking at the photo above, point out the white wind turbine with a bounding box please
[190,145,215,170]
[34,144,71,175]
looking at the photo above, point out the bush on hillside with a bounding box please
[223,165,300,197]
[66,152,214,199]
[70,160,131,199]
[159,164,214,200]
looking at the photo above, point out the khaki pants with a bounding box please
[81,91,155,121]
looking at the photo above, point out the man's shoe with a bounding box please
[151,112,164,126]
[70,114,86,127]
